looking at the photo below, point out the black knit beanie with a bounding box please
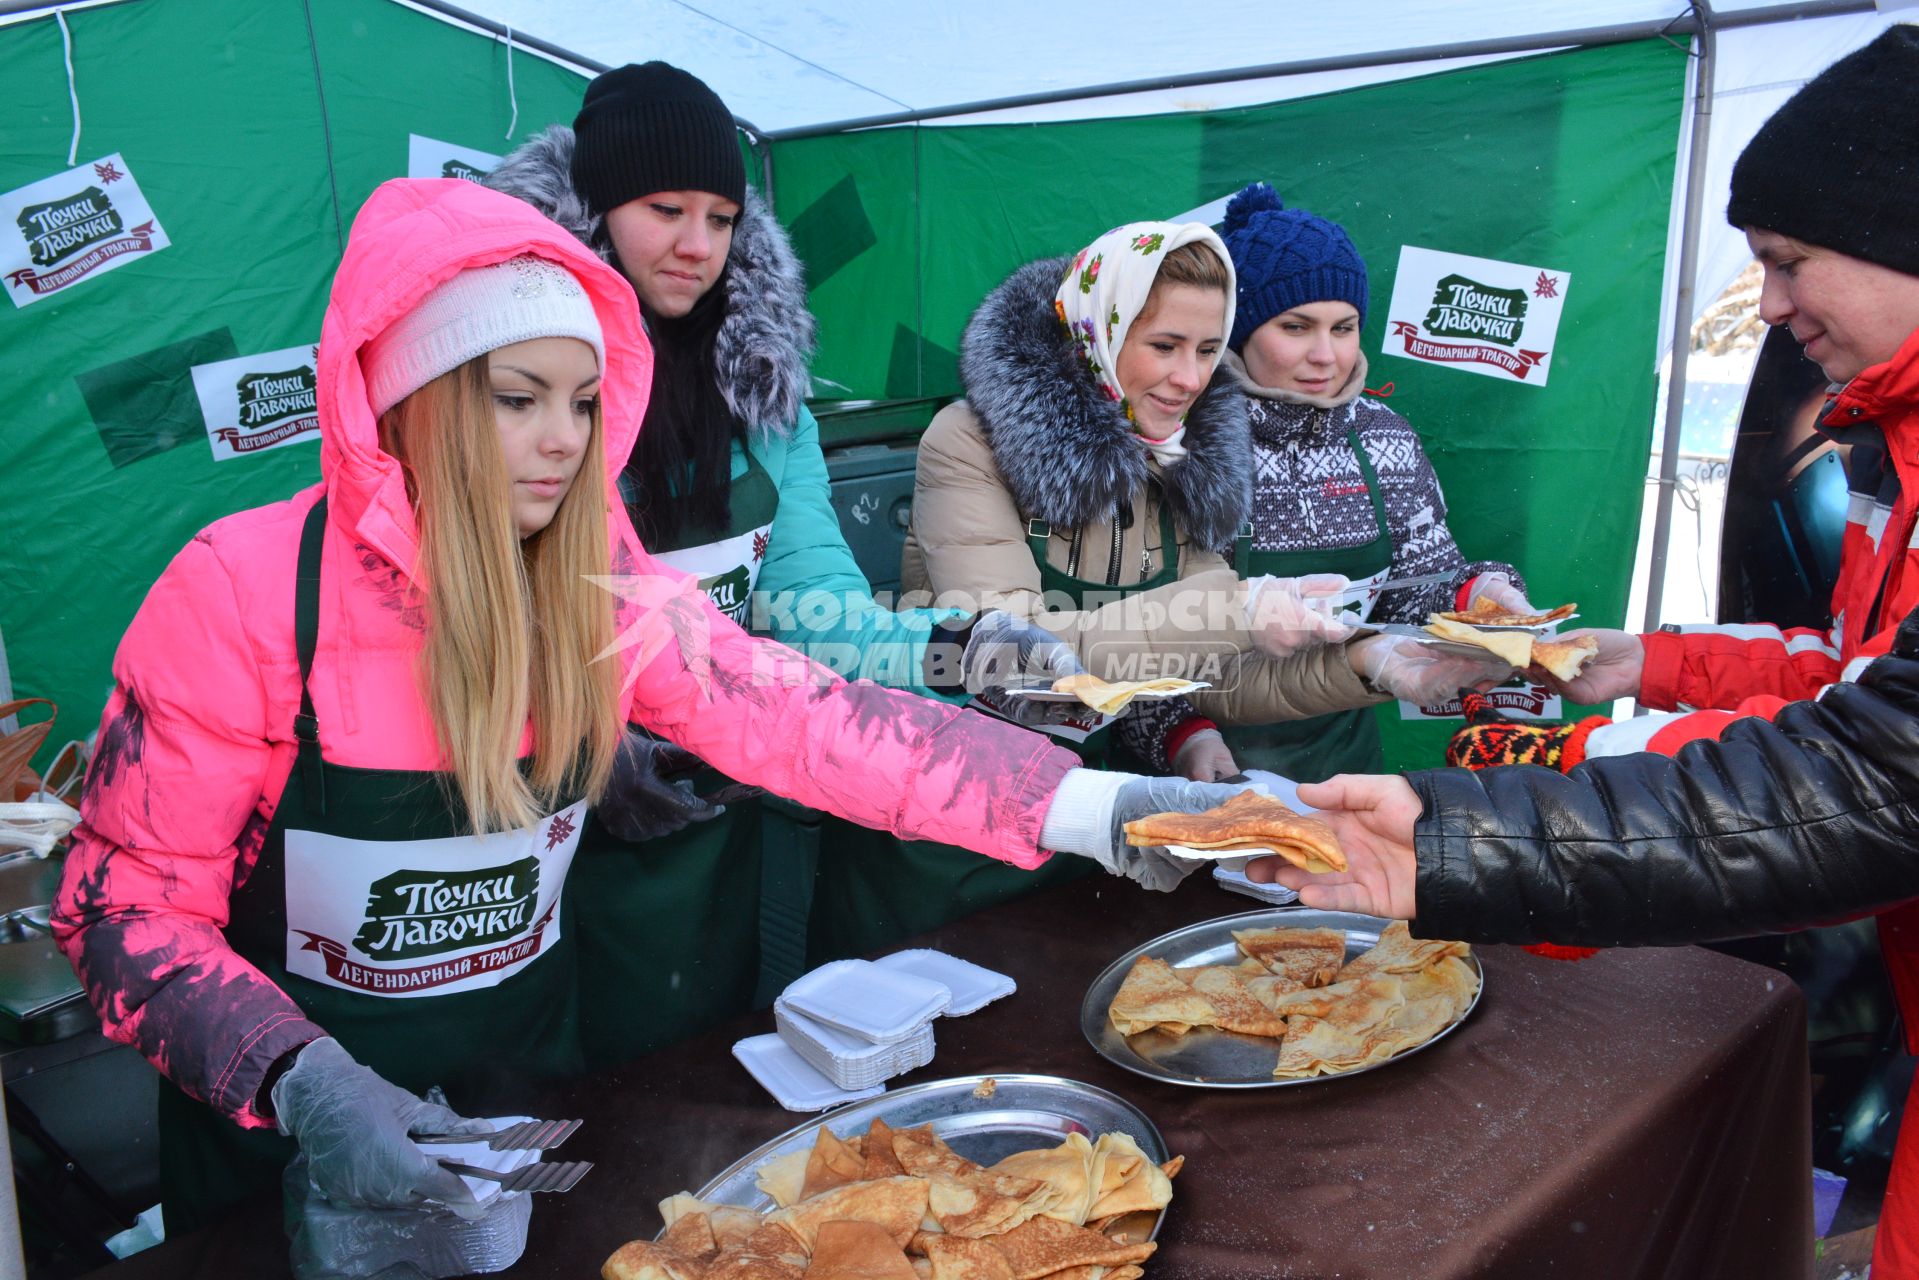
[1727,25,1919,275]
[571,61,746,216]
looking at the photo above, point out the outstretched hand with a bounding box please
[1244,774,1422,919]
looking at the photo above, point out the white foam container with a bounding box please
[731,1033,886,1112]
[775,1005,936,1090]
[871,949,1015,1016]
[777,958,950,1044]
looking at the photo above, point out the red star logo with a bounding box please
[752,529,770,561]
[544,809,578,851]
[93,161,124,184]
[1533,272,1560,299]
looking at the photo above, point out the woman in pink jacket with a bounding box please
[51,178,1240,1232]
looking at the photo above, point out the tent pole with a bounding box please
[1640,2,1718,635]
[761,0,1867,139]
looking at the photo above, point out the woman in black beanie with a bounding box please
[486,62,1097,1064]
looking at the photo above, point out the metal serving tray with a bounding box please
[1080,908,1483,1090]
[686,1073,1169,1238]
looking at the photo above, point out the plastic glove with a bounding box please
[1532,628,1644,704]
[959,610,1085,694]
[1171,727,1238,781]
[271,1038,489,1215]
[1444,691,1610,771]
[1040,770,1256,892]
[1467,572,1535,617]
[599,732,726,842]
[1349,634,1515,705]
[1244,574,1355,657]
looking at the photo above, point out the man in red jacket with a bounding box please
[1297,25,1919,1275]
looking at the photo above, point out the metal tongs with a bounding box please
[414,1117,582,1151]
[436,1158,593,1194]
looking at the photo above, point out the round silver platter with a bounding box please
[1080,907,1484,1089]
[678,1073,1170,1242]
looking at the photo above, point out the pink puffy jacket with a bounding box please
[52,179,1077,1128]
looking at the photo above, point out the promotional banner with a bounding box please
[406,134,502,183]
[191,343,320,461]
[1381,245,1571,386]
[1,154,170,307]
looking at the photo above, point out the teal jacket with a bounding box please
[743,406,966,701]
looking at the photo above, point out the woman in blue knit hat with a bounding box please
[1124,184,1539,780]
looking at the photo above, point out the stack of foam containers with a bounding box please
[733,950,1016,1110]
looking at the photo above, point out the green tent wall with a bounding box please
[2,4,1683,776]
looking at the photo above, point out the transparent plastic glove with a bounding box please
[960,609,1086,694]
[1468,572,1535,617]
[1171,728,1238,781]
[1533,628,1644,704]
[599,732,725,842]
[1244,573,1355,657]
[1349,634,1515,705]
[1040,770,1255,892]
[271,1038,488,1215]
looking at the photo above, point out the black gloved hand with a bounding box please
[599,733,726,842]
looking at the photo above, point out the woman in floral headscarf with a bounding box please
[898,221,1513,770]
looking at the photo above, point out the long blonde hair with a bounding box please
[380,356,620,834]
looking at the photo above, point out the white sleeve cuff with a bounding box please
[1040,768,1140,860]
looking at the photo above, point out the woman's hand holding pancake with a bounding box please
[1348,634,1513,705]
[1245,774,1420,919]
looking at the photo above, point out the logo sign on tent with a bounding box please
[192,344,321,462]
[1382,246,1569,387]
[407,135,502,183]
[2,154,170,308]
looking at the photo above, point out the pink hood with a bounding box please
[316,177,652,584]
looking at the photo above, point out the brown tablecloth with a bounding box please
[92,873,1813,1280]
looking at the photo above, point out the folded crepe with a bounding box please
[1051,673,1202,716]
[1083,1134,1174,1220]
[863,1118,909,1181]
[1434,598,1579,627]
[768,1177,931,1252]
[1107,955,1218,1037]
[1422,617,1534,668]
[916,1233,1017,1280]
[984,1216,1157,1280]
[1186,966,1289,1037]
[804,1220,920,1279]
[890,1126,1050,1238]
[1231,926,1348,988]
[989,1133,1098,1225]
[1122,790,1347,874]
[1531,633,1599,681]
[757,1148,811,1208]
[1337,921,1471,981]
[802,1127,868,1199]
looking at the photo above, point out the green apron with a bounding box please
[570,451,782,1070]
[807,496,1183,962]
[1223,424,1396,779]
[160,498,586,1234]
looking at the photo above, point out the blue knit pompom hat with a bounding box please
[1219,182,1369,350]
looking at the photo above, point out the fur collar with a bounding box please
[484,124,814,438]
[958,256,1252,551]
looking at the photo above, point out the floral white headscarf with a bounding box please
[1053,220,1237,445]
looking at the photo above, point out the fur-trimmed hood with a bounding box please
[484,124,814,438]
[957,256,1252,552]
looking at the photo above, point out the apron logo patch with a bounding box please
[701,564,752,624]
[352,857,541,960]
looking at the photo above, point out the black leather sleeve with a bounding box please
[1407,609,1919,947]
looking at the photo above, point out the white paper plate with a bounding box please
[779,959,951,1044]
[732,1033,887,1112]
[872,949,1016,1015]
[775,1006,937,1091]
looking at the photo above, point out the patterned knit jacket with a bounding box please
[1117,351,1522,772]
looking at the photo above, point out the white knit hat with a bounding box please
[361,255,605,416]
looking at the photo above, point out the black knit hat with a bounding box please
[1727,25,1919,275]
[571,61,745,216]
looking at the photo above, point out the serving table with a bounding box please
[88,871,1812,1279]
